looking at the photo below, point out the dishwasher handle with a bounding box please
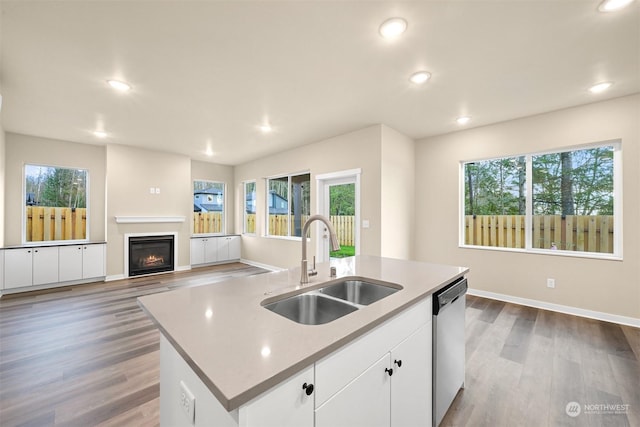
[433,278,467,315]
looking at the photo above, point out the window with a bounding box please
[193,180,225,234]
[462,142,620,257]
[24,164,88,242]
[244,181,256,234]
[266,172,310,237]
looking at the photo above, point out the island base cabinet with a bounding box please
[390,323,432,427]
[315,354,391,427]
[160,335,314,427]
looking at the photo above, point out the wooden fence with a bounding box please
[245,214,355,246]
[26,206,86,242]
[465,215,614,253]
[193,212,223,234]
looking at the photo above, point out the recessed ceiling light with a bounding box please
[107,79,131,92]
[93,130,108,138]
[598,0,634,12]
[260,124,273,133]
[379,17,408,39]
[589,81,613,93]
[205,147,214,156]
[456,116,471,125]
[409,71,431,84]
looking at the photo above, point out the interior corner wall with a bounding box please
[0,124,5,247]
[3,133,106,245]
[415,94,640,319]
[234,125,383,270]
[191,160,235,235]
[381,125,415,260]
[106,144,192,277]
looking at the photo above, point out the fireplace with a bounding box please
[128,235,175,277]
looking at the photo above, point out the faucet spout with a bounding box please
[300,214,340,284]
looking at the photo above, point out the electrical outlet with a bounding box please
[179,380,195,425]
[547,278,555,288]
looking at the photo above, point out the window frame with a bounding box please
[243,180,256,235]
[265,171,311,239]
[22,163,90,244]
[459,140,622,260]
[192,179,226,236]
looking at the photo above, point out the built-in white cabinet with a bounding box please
[315,354,391,427]
[32,247,60,286]
[238,366,315,427]
[59,244,105,282]
[159,297,433,427]
[191,235,241,266]
[190,238,218,265]
[217,235,241,261]
[2,243,105,292]
[4,248,34,289]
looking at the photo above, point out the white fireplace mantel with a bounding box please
[115,216,186,224]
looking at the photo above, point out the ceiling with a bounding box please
[1,1,638,166]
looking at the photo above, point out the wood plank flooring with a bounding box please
[1,267,638,426]
[441,296,640,427]
[0,263,268,427]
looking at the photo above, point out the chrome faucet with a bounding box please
[300,215,341,284]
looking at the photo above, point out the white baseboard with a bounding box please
[240,258,284,272]
[468,288,640,328]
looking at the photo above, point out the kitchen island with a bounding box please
[138,255,468,427]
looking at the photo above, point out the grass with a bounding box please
[330,245,355,258]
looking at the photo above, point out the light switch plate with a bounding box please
[179,380,195,425]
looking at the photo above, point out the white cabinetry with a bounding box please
[59,244,105,282]
[190,238,218,265]
[217,236,241,261]
[2,243,105,292]
[32,247,60,286]
[238,366,314,427]
[315,298,432,427]
[191,236,240,266]
[315,354,390,427]
[4,248,34,289]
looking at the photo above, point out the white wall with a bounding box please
[415,94,640,319]
[234,125,384,269]
[381,125,415,260]
[105,144,192,277]
[4,133,107,245]
[0,119,5,247]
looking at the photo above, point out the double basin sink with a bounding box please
[263,278,402,325]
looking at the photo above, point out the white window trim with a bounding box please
[243,180,257,235]
[459,140,622,260]
[22,163,91,244]
[193,179,226,236]
[264,170,310,239]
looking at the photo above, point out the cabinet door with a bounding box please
[228,236,241,260]
[315,354,391,427]
[239,366,314,427]
[216,236,229,261]
[82,244,105,278]
[32,247,59,286]
[390,323,432,427]
[59,245,83,282]
[204,238,218,263]
[4,249,34,289]
[190,239,204,265]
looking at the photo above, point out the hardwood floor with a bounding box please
[442,296,639,427]
[1,267,638,426]
[0,263,268,427]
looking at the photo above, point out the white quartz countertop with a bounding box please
[137,255,468,411]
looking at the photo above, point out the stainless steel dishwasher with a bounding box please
[432,277,467,427]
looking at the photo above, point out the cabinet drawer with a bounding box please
[315,296,431,407]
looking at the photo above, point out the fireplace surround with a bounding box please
[127,234,175,277]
